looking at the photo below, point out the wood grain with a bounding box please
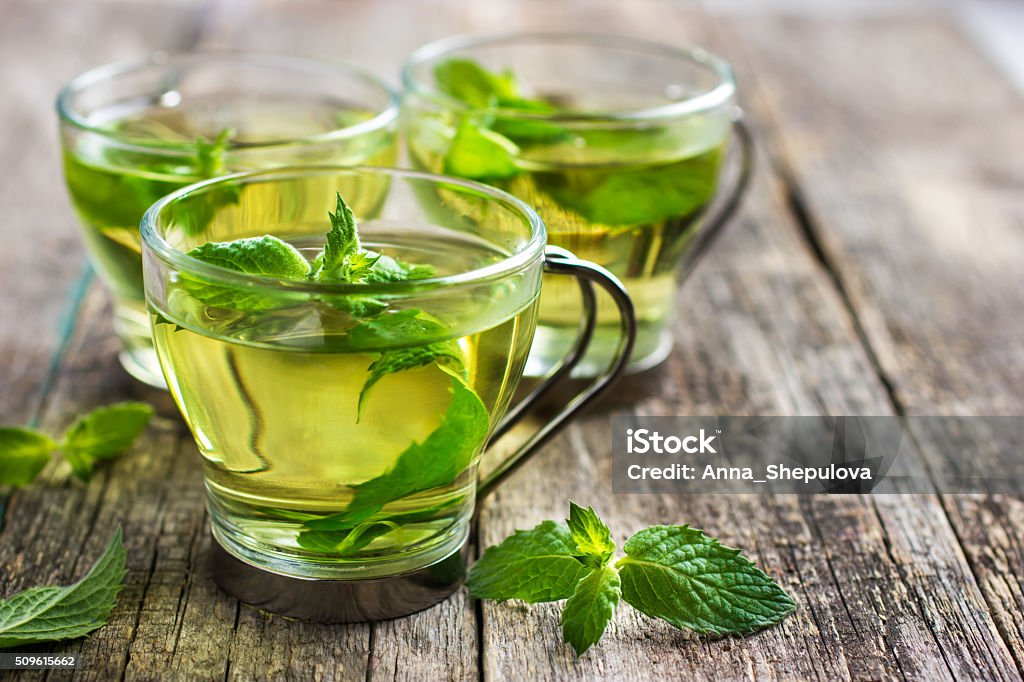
[0,1,1020,680]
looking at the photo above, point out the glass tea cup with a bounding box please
[402,31,752,377]
[58,52,399,388]
[141,166,635,621]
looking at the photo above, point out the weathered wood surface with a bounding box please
[1,1,1021,680]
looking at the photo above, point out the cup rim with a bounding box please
[57,51,400,157]
[401,31,736,123]
[140,165,548,296]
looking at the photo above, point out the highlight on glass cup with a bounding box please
[140,166,635,619]
[402,32,752,377]
[58,52,400,388]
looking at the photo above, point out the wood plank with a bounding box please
[716,7,1024,677]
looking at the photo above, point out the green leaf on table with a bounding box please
[61,403,154,483]
[0,527,127,649]
[443,119,521,181]
[467,520,591,603]
[0,427,58,487]
[616,525,796,636]
[566,502,615,567]
[562,565,621,656]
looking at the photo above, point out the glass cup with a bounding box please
[141,166,635,621]
[402,32,753,377]
[58,52,400,388]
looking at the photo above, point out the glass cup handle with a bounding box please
[679,112,755,282]
[476,247,638,501]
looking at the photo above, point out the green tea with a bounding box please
[405,59,730,375]
[62,95,396,385]
[151,227,537,579]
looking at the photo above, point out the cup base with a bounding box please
[210,533,466,622]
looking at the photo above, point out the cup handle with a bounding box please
[476,247,638,501]
[679,113,755,282]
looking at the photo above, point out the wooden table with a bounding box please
[2,1,1022,679]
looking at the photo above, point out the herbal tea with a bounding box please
[150,195,537,579]
[404,54,734,375]
[60,57,398,387]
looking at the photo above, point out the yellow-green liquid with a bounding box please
[151,234,537,579]
[407,108,727,375]
[62,96,396,385]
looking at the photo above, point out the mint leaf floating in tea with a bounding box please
[467,520,592,603]
[0,527,127,649]
[61,402,155,482]
[616,525,796,636]
[467,503,795,657]
[444,119,521,181]
[0,428,58,487]
[195,127,234,178]
[0,403,153,486]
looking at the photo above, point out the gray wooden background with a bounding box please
[1,0,1022,679]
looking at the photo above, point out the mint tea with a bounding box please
[403,35,741,375]
[59,54,398,387]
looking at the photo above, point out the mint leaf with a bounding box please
[443,119,521,181]
[195,128,233,178]
[188,236,311,279]
[434,58,519,108]
[358,340,466,418]
[562,565,620,655]
[567,502,615,566]
[0,427,57,487]
[183,235,311,311]
[313,193,361,282]
[333,372,488,524]
[467,520,591,603]
[0,527,127,648]
[617,525,796,636]
[61,402,154,483]
[363,253,436,283]
[296,522,397,555]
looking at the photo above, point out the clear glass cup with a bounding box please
[402,32,752,377]
[58,52,399,388]
[141,166,634,609]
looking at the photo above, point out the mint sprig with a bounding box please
[0,403,154,486]
[0,528,127,648]
[467,502,796,656]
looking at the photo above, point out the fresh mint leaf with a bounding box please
[183,235,311,311]
[567,502,615,567]
[562,565,620,656]
[195,128,233,178]
[323,372,488,528]
[467,520,591,603]
[0,427,57,487]
[363,253,436,283]
[470,504,795,657]
[313,193,361,282]
[358,340,466,418]
[443,119,521,181]
[347,309,448,347]
[61,403,154,461]
[616,525,796,636]
[188,236,311,279]
[61,403,153,483]
[0,527,127,648]
[434,58,519,108]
